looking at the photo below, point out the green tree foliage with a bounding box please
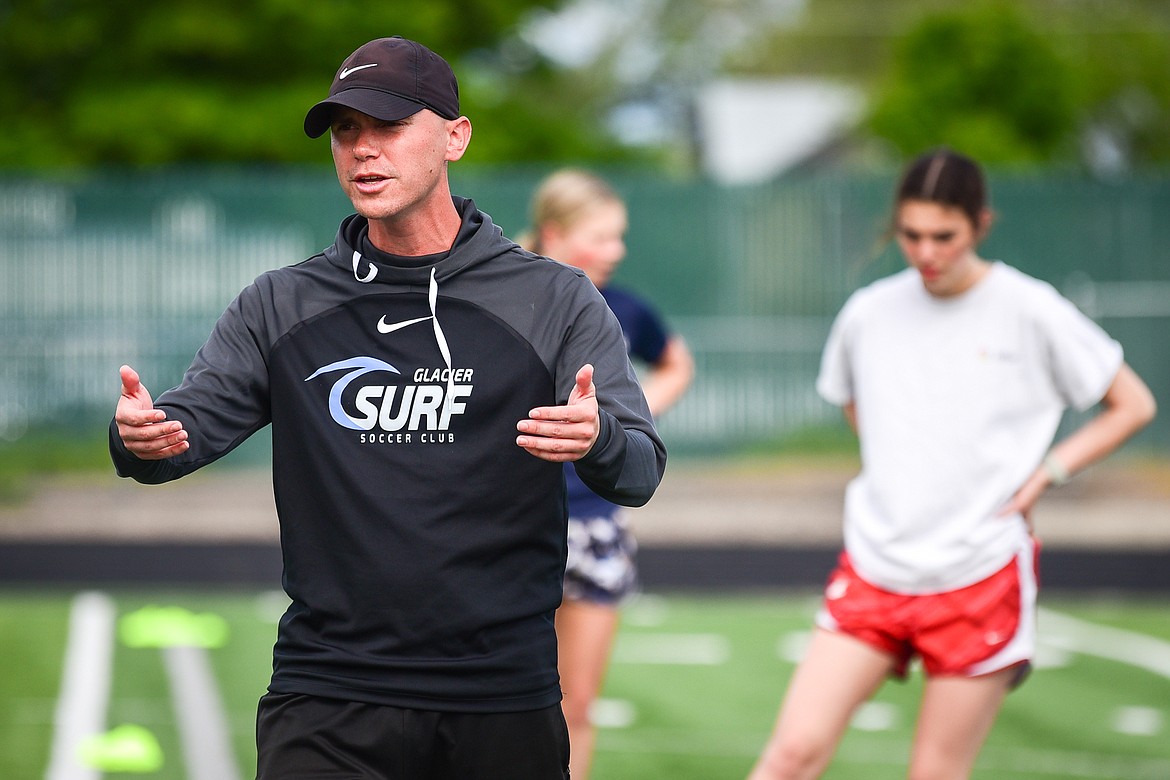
[714,0,1170,171]
[1060,21,1170,169]
[864,1,1170,169]
[867,3,1078,164]
[0,0,640,169]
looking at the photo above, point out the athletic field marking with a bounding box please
[45,591,115,780]
[590,698,637,729]
[776,630,811,663]
[1032,642,1073,669]
[254,590,290,623]
[162,645,243,780]
[1038,607,1170,679]
[850,701,898,731]
[621,594,670,627]
[613,633,731,665]
[1111,705,1164,737]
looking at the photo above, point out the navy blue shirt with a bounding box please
[565,285,670,519]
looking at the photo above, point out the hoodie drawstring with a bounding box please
[353,250,377,283]
[352,253,455,414]
[427,268,457,414]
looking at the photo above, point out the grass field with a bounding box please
[2,588,1168,780]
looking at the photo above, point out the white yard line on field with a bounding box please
[590,698,638,728]
[613,633,731,665]
[162,645,243,780]
[45,591,115,780]
[1111,706,1164,736]
[1038,607,1170,679]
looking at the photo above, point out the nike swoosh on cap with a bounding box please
[339,63,378,80]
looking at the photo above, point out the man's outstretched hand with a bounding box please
[516,364,600,463]
[114,365,189,460]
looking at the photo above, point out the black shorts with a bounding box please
[255,692,569,780]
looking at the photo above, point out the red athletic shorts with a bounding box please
[816,541,1038,682]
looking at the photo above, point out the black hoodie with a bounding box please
[110,198,665,712]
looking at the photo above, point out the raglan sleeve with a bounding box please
[109,280,273,484]
[563,288,667,507]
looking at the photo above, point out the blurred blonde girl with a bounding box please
[522,169,694,780]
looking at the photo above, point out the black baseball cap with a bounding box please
[304,36,460,138]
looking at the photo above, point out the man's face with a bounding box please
[329,106,458,224]
[895,199,986,297]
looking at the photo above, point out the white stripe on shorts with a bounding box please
[967,537,1037,677]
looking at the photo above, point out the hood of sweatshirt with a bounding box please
[321,196,518,288]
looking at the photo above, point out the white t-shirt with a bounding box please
[817,262,1122,593]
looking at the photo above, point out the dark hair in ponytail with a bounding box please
[894,148,987,229]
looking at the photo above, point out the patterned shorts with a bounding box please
[562,511,638,605]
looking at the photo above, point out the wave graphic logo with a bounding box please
[305,357,400,430]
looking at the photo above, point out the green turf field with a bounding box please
[2,589,1167,779]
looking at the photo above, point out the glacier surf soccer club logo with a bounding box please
[304,296,473,446]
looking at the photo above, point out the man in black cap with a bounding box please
[111,36,666,779]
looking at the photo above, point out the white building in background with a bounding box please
[693,78,865,185]
[520,0,864,184]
